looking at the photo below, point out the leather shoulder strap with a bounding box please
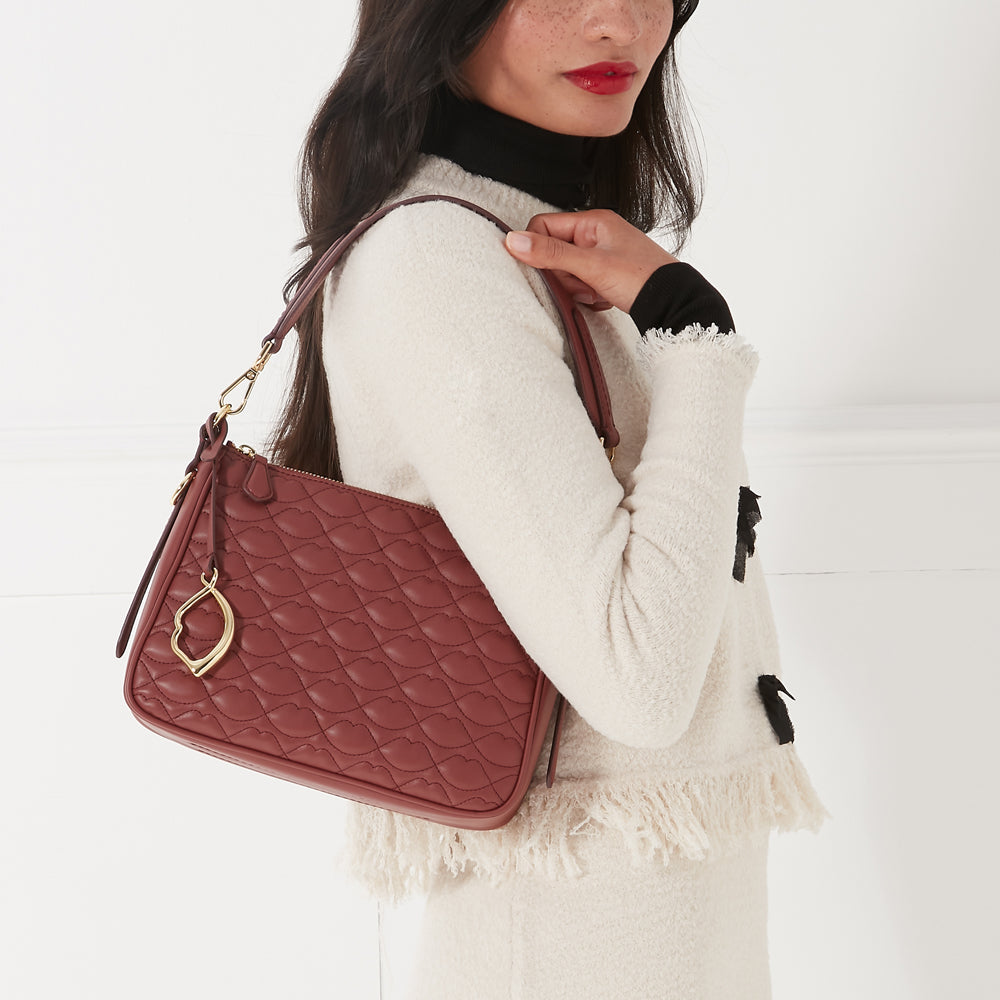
[266,195,620,448]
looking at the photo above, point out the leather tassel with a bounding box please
[200,414,229,579]
[733,486,762,582]
[757,674,795,744]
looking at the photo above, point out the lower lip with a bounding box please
[564,72,636,96]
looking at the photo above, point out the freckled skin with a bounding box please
[462,0,675,136]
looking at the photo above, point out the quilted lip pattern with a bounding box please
[125,444,558,829]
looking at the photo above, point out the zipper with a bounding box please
[223,442,441,515]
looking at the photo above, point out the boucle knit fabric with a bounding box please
[321,155,829,905]
[380,828,772,1000]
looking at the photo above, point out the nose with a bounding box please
[582,0,652,45]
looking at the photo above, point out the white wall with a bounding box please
[2,2,997,998]
[682,0,1000,408]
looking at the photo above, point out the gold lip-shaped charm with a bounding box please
[170,568,235,677]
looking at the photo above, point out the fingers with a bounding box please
[523,211,604,247]
[504,209,677,313]
[505,228,626,309]
[549,272,613,310]
[504,230,580,270]
[547,270,596,299]
[505,232,612,306]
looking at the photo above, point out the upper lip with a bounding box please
[565,61,639,77]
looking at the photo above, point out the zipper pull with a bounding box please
[242,453,274,503]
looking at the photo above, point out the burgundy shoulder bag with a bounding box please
[116,196,620,831]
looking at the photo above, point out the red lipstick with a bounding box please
[564,61,639,95]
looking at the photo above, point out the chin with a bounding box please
[559,97,638,138]
[528,103,633,138]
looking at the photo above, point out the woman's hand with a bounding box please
[504,209,678,313]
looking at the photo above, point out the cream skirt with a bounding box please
[377,828,772,1000]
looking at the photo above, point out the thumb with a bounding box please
[505,230,584,272]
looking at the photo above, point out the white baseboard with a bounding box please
[3,404,997,466]
[2,405,998,596]
[744,404,1000,466]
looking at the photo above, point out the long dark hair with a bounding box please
[271,0,703,479]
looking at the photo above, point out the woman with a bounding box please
[273,0,829,996]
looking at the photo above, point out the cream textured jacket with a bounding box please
[321,155,829,902]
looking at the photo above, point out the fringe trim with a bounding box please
[637,324,760,374]
[336,745,830,903]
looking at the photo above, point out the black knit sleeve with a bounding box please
[628,263,735,338]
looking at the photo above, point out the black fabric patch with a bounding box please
[757,674,795,744]
[733,487,762,582]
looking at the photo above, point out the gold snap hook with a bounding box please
[170,568,236,677]
[216,340,275,422]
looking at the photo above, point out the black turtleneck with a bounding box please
[420,91,734,337]
[421,89,601,211]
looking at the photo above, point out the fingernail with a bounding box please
[506,232,532,253]
[573,292,596,305]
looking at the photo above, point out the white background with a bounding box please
[2,1,997,997]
